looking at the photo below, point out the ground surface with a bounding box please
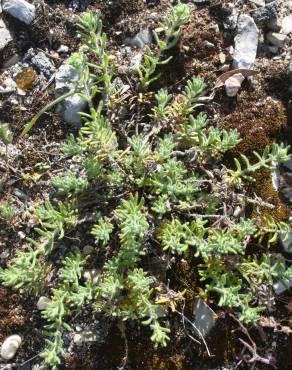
[0,0,292,369]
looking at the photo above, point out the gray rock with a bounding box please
[267,32,287,48]
[0,19,13,51]
[281,16,292,35]
[281,158,292,173]
[253,1,278,28]
[233,15,259,69]
[23,49,56,79]
[225,73,245,97]
[125,29,152,49]
[280,233,292,253]
[55,63,87,125]
[2,0,36,25]
[193,298,216,337]
[273,279,292,294]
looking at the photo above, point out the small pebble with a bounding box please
[1,335,22,360]
[57,45,69,53]
[37,296,50,310]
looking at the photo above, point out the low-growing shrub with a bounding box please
[1,8,291,369]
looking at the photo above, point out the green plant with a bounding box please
[152,88,172,120]
[0,248,51,294]
[0,202,14,220]
[227,143,291,187]
[53,173,88,196]
[91,217,113,246]
[136,47,172,89]
[0,123,12,146]
[153,2,191,51]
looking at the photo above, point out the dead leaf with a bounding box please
[213,68,258,89]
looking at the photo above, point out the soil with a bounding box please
[0,0,292,369]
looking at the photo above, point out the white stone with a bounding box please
[37,296,50,310]
[224,73,245,97]
[55,62,87,126]
[271,169,280,190]
[249,0,265,6]
[280,16,292,35]
[2,0,36,25]
[233,15,259,69]
[0,335,22,360]
[193,298,216,337]
[57,45,69,53]
[0,77,16,93]
[267,32,287,48]
[0,19,12,51]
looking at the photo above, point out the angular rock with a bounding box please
[23,49,56,79]
[0,19,13,51]
[253,1,278,28]
[273,279,292,294]
[267,32,287,48]
[2,0,36,25]
[55,63,87,126]
[280,16,292,35]
[225,73,245,97]
[0,335,22,360]
[125,29,152,49]
[233,15,259,69]
[193,298,216,337]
